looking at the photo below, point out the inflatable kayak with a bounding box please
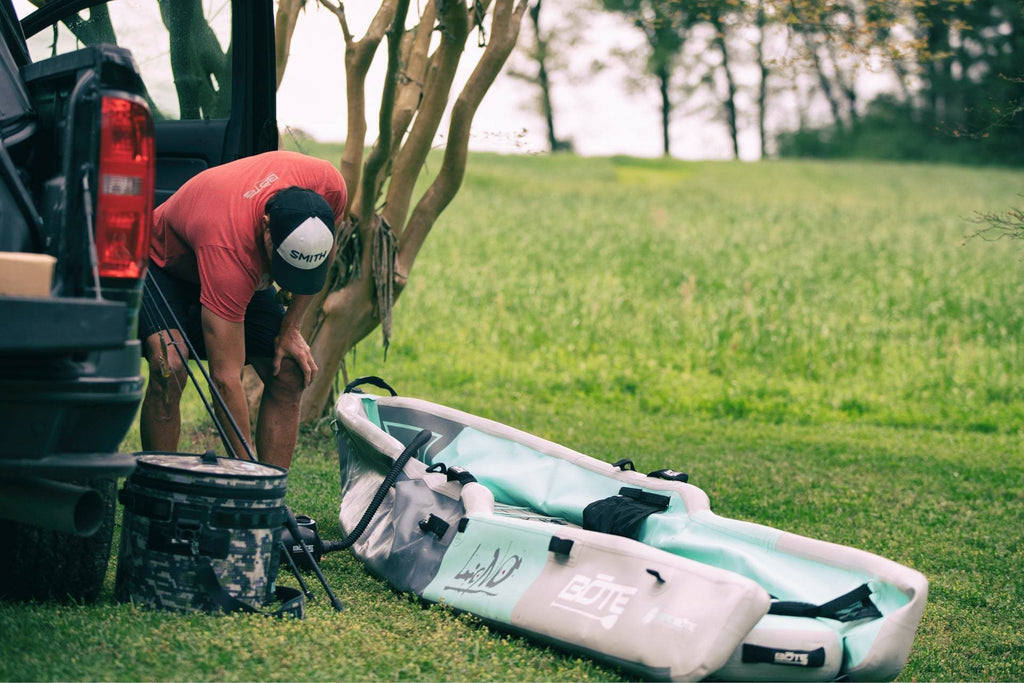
[332,380,927,681]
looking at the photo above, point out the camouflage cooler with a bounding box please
[115,452,288,613]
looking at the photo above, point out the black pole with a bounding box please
[143,277,257,462]
[284,507,344,611]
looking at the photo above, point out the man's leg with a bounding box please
[250,357,305,469]
[138,265,201,452]
[140,329,190,451]
[242,289,305,469]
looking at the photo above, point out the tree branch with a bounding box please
[275,0,304,88]
[360,0,412,226]
[398,0,529,274]
[388,1,439,176]
[383,0,471,234]
[321,1,398,216]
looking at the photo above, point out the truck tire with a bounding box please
[0,478,117,603]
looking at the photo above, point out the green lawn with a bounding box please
[2,153,1022,681]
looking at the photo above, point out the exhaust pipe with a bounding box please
[0,477,104,537]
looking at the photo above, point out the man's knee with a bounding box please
[265,358,305,399]
[143,334,189,401]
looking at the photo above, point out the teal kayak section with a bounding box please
[360,397,381,431]
[426,424,889,606]
[647,511,865,604]
[433,427,630,524]
[362,402,905,608]
[422,516,552,623]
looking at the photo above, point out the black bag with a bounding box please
[582,487,671,540]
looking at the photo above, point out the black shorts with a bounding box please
[138,264,284,362]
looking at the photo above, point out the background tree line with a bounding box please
[511,0,1024,165]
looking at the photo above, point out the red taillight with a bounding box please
[95,96,155,279]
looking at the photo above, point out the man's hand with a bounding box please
[274,325,317,387]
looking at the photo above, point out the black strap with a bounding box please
[548,536,573,556]
[619,487,671,510]
[768,584,882,622]
[343,376,398,396]
[120,488,287,530]
[147,522,231,559]
[611,459,635,471]
[647,468,689,483]
[742,644,826,668]
[418,513,450,540]
[581,489,667,540]
[446,466,477,485]
[582,488,671,540]
[210,506,287,530]
[119,487,173,522]
[195,559,305,619]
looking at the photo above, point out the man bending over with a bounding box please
[138,150,348,468]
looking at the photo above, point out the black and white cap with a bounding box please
[266,186,335,295]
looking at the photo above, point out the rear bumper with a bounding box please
[0,340,144,460]
[0,296,129,353]
[0,372,143,458]
[0,452,137,479]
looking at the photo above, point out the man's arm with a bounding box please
[201,307,254,459]
[273,293,318,387]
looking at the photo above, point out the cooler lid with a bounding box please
[135,452,287,480]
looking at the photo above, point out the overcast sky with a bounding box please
[276,3,754,160]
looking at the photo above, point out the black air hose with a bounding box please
[322,428,432,554]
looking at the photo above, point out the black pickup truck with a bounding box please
[0,0,276,602]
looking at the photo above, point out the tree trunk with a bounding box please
[275,0,305,88]
[787,3,844,132]
[823,38,858,128]
[657,62,672,157]
[529,0,560,152]
[321,1,399,210]
[755,0,769,158]
[802,28,845,131]
[710,15,740,160]
[297,0,530,423]
[157,0,230,119]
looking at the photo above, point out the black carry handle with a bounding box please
[196,558,305,619]
[768,584,881,622]
[343,376,398,396]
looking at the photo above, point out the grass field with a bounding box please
[1,151,1022,681]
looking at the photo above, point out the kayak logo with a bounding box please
[551,573,637,630]
[641,606,697,633]
[445,544,522,596]
[774,651,810,666]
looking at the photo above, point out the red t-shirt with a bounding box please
[150,151,348,322]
